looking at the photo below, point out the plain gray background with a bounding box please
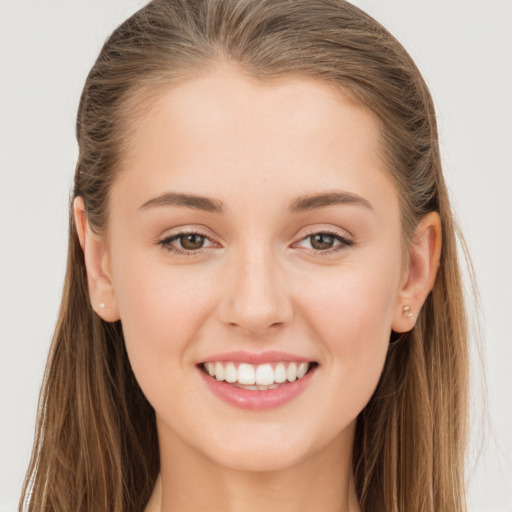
[1,1,511,511]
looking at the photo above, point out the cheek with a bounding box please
[111,252,217,380]
[297,259,401,414]
[301,261,399,345]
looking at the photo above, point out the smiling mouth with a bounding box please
[200,361,318,390]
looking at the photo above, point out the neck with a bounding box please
[152,420,361,512]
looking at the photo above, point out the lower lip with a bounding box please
[198,366,316,410]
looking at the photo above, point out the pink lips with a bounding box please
[198,351,317,410]
[202,350,312,364]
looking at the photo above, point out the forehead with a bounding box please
[113,65,397,220]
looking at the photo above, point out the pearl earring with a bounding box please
[98,303,106,309]
[403,305,414,318]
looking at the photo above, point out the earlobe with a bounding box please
[392,211,442,333]
[73,197,120,322]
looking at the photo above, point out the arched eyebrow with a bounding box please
[138,190,373,214]
[139,192,224,213]
[289,191,373,212]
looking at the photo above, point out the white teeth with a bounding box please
[255,364,274,385]
[274,363,287,383]
[214,362,225,381]
[225,362,238,383]
[297,362,309,379]
[203,361,312,387]
[286,362,297,382]
[238,363,256,385]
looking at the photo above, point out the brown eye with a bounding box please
[294,231,353,255]
[179,234,205,250]
[159,231,217,254]
[309,233,335,250]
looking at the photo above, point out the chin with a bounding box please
[214,444,309,473]
[200,425,324,473]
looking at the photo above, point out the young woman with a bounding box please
[20,1,469,511]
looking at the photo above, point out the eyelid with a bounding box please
[157,227,221,255]
[157,224,218,242]
[296,225,353,243]
[156,225,354,256]
[291,227,354,255]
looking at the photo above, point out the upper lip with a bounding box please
[200,350,315,365]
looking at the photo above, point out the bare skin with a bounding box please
[75,64,441,512]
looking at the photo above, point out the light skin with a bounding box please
[74,65,441,512]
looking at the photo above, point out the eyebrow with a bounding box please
[289,191,373,213]
[139,192,224,213]
[138,190,373,214]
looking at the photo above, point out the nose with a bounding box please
[218,246,293,335]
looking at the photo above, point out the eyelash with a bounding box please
[158,230,354,257]
[158,231,216,256]
[295,229,354,256]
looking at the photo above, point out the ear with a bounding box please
[392,211,442,333]
[73,197,120,322]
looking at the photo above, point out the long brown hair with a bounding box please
[20,1,469,510]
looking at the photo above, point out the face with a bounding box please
[104,66,406,471]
